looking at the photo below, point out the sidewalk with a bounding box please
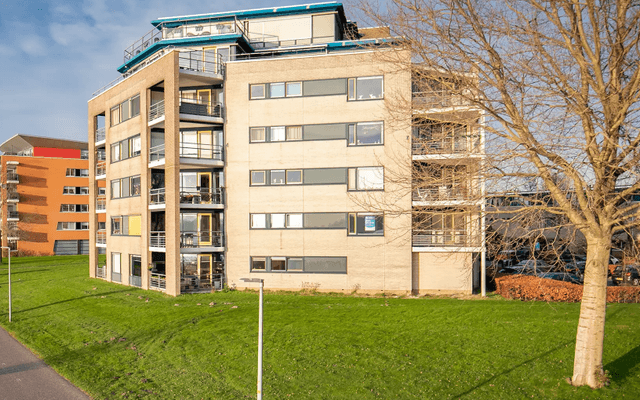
[0,327,89,400]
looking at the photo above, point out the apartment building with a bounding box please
[0,134,106,256]
[88,2,484,295]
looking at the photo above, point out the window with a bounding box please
[348,213,384,236]
[63,186,89,195]
[287,214,303,228]
[111,252,121,282]
[250,256,346,273]
[303,168,346,185]
[348,76,383,100]
[111,216,123,235]
[348,122,383,146]
[251,257,266,270]
[348,167,384,190]
[270,82,285,98]
[271,170,285,185]
[80,187,89,195]
[60,204,89,213]
[80,149,89,159]
[270,126,285,142]
[271,214,285,228]
[251,171,266,185]
[304,123,346,141]
[304,213,347,229]
[110,215,141,236]
[66,168,89,177]
[110,95,140,126]
[111,135,141,163]
[271,257,286,271]
[56,222,89,230]
[251,214,266,229]
[286,170,302,184]
[286,126,302,141]
[250,84,266,99]
[98,187,106,196]
[303,79,347,96]
[111,175,141,199]
[286,82,302,97]
[288,258,303,271]
[250,128,266,142]
[79,204,89,212]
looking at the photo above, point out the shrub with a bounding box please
[495,274,640,303]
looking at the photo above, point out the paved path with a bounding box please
[0,327,90,400]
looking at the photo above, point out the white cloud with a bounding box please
[19,35,48,56]
[50,22,97,46]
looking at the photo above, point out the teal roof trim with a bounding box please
[151,2,345,27]
[117,34,252,73]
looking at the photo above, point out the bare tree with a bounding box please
[354,0,640,388]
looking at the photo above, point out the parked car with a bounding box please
[561,261,586,276]
[502,259,552,274]
[612,265,640,286]
[537,272,583,285]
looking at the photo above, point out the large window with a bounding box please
[250,256,347,273]
[111,215,141,236]
[110,95,140,126]
[250,81,305,99]
[250,212,378,232]
[111,175,141,199]
[111,134,141,163]
[348,122,383,146]
[66,168,89,177]
[348,213,384,236]
[348,167,384,191]
[249,122,382,145]
[348,76,384,100]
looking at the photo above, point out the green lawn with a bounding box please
[0,255,638,399]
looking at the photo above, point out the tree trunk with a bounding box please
[571,236,610,388]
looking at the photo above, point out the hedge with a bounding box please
[495,274,640,303]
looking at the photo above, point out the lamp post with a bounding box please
[1,246,14,322]
[240,277,264,400]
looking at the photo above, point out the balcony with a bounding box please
[6,192,19,203]
[412,90,475,109]
[149,144,165,166]
[412,229,480,248]
[179,143,223,166]
[96,161,106,178]
[180,231,223,250]
[150,231,166,249]
[149,273,166,290]
[7,211,19,221]
[96,197,106,213]
[412,186,479,205]
[6,172,18,183]
[178,51,225,78]
[180,188,224,208]
[149,100,165,124]
[97,230,106,245]
[181,267,225,293]
[179,97,224,122]
[96,265,106,278]
[412,138,481,157]
[95,127,106,144]
[150,188,166,207]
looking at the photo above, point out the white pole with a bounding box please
[258,279,263,400]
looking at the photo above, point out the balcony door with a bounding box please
[203,46,229,74]
[198,213,212,245]
[198,255,212,288]
[199,172,211,203]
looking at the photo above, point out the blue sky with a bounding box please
[0,0,369,145]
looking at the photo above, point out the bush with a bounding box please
[495,274,640,303]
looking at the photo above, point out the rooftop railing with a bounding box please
[412,229,480,247]
[180,231,223,248]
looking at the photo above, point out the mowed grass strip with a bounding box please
[0,255,639,399]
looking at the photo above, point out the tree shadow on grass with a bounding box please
[0,289,131,317]
[605,344,640,383]
[453,340,573,398]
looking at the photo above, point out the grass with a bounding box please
[0,255,639,399]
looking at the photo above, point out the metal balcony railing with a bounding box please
[412,186,478,202]
[96,161,106,176]
[96,151,106,161]
[179,143,223,160]
[149,144,165,162]
[180,231,223,248]
[96,197,106,211]
[97,230,106,245]
[179,97,224,118]
[412,90,475,108]
[6,192,19,201]
[181,270,225,292]
[179,188,223,205]
[150,231,166,248]
[8,240,18,251]
[96,265,106,278]
[178,51,225,76]
[7,211,19,219]
[6,172,18,182]
[95,127,106,142]
[149,100,165,121]
[412,230,480,247]
[150,273,166,290]
[150,188,166,205]
[412,138,480,155]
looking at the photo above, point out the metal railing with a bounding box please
[96,198,106,211]
[412,186,477,202]
[7,240,17,251]
[6,172,18,182]
[130,275,142,287]
[179,143,223,160]
[250,35,335,49]
[180,231,223,248]
[124,25,164,62]
[95,127,106,142]
[96,161,106,176]
[96,265,106,278]
[179,97,224,118]
[181,271,225,292]
[97,230,106,245]
[96,151,106,161]
[412,138,480,155]
[149,144,165,162]
[6,192,19,201]
[150,273,166,290]
[412,90,475,108]
[7,211,19,219]
[162,18,245,41]
[178,51,225,76]
[150,188,166,205]
[150,231,166,248]
[149,100,165,121]
[179,188,223,205]
[412,230,480,247]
